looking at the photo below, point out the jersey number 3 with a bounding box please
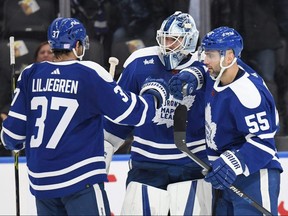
[30,96,79,149]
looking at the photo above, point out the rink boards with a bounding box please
[0,153,287,215]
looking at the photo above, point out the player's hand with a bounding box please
[140,78,169,108]
[169,67,203,100]
[204,150,245,190]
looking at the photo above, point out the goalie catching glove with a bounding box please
[204,150,245,190]
[140,78,169,108]
[169,67,204,100]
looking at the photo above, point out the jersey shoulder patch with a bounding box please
[230,73,261,109]
[123,46,160,68]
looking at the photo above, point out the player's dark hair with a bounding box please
[52,49,71,59]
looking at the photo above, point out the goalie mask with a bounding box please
[156,11,199,70]
[48,17,89,60]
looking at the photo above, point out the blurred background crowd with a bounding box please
[1,0,288,156]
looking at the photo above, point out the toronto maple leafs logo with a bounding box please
[152,94,195,128]
[143,58,154,65]
[205,103,218,150]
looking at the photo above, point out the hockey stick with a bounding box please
[108,57,119,79]
[173,104,272,216]
[10,36,20,216]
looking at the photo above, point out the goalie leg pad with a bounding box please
[121,181,169,215]
[168,179,213,215]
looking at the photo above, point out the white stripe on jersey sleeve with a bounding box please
[246,138,275,156]
[113,93,137,123]
[8,111,27,121]
[258,130,277,139]
[2,127,26,140]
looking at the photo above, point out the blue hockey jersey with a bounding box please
[1,60,158,199]
[205,65,283,175]
[104,46,207,165]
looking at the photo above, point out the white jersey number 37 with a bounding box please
[30,96,79,149]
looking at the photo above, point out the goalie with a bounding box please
[104,11,212,215]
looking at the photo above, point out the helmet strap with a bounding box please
[72,47,86,61]
[213,56,237,88]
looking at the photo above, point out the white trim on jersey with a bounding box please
[260,169,271,213]
[27,156,104,178]
[2,127,26,140]
[131,146,205,160]
[135,96,149,127]
[8,111,27,121]
[111,93,137,123]
[258,131,277,139]
[93,184,106,215]
[246,137,276,156]
[29,169,106,191]
[132,146,187,160]
[133,136,205,149]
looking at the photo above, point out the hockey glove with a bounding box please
[140,78,169,108]
[204,150,245,190]
[169,67,203,100]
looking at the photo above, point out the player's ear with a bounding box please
[226,50,235,63]
[75,41,80,49]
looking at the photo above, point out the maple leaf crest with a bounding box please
[205,103,218,150]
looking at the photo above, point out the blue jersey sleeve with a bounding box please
[231,78,280,175]
[103,58,140,144]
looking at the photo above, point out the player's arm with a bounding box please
[205,95,280,190]
[102,77,167,172]
[103,57,141,172]
[1,69,28,151]
[232,100,280,175]
[169,61,206,100]
[93,66,168,126]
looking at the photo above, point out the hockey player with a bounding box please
[104,11,212,215]
[169,26,283,215]
[0,17,169,216]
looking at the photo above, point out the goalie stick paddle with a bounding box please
[173,104,272,216]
